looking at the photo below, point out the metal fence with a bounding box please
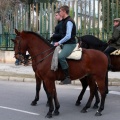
[0,0,120,50]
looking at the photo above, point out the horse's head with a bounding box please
[11,29,28,63]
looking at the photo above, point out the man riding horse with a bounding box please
[54,5,76,85]
[104,18,120,69]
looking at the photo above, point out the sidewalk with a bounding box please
[0,63,120,86]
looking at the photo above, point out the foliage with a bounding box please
[69,8,74,19]
[101,0,120,32]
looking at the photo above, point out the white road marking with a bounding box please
[0,106,40,115]
[74,87,90,90]
[74,88,120,95]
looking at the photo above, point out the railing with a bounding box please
[0,34,15,50]
[0,0,120,50]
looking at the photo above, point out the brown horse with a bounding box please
[12,45,101,110]
[12,29,108,118]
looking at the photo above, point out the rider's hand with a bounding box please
[54,42,59,46]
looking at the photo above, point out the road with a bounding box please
[0,80,120,120]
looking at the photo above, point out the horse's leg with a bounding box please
[93,86,100,109]
[81,78,97,113]
[53,84,60,116]
[75,76,100,108]
[95,81,106,116]
[44,80,55,118]
[43,81,61,110]
[95,79,106,116]
[43,81,49,106]
[31,74,41,106]
[75,77,88,106]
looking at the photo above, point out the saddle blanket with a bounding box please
[59,43,82,60]
[51,44,82,71]
[110,50,120,55]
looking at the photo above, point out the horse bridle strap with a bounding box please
[15,35,55,65]
[36,51,54,65]
[31,47,55,60]
[14,36,24,56]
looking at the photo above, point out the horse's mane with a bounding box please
[23,31,53,47]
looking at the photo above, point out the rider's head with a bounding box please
[55,9,62,21]
[114,18,120,27]
[59,5,69,19]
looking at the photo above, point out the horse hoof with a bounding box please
[95,111,102,116]
[93,105,99,109]
[45,113,52,118]
[53,110,60,116]
[31,101,37,106]
[81,109,87,113]
[75,101,81,106]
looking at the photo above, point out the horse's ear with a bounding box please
[11,39,16,43]
[15,29,20,35]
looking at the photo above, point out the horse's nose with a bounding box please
[15,54,19,59]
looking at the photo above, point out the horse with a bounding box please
[77,35,120,71]
[75,34,120,106]
[12,29,108,118]
[12,43,101,110]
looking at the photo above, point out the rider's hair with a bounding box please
[55,9,60,14]
[60,5,69,14]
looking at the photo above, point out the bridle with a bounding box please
[14,36,55,65]
[14,36,26,64]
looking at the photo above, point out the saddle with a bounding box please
[110,50,120,55]
[60,43,82,60]
[51,44,82,71]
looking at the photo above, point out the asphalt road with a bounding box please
[0,81,120,120]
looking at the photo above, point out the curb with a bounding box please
[0,76,35,82]
[0,76,120,86]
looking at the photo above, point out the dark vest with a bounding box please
[61,16,76,44]
[52,20,63,42]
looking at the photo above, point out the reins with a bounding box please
[15,35,55,65]
[36,50,54,65]
[31,47,55,60]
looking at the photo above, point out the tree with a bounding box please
[101,0,120,33]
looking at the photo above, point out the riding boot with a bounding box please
[59,69,71,85]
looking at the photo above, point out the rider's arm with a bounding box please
[58,21,73,45]
[111,28,120,42]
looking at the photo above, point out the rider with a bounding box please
[50,10,63,44]
[54,5,76,84]
[104,18,120,69]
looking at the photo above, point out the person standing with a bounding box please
[54,5,76,84]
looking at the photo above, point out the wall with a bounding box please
[0,51,15,63]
